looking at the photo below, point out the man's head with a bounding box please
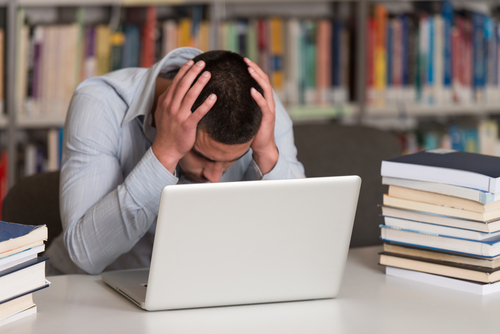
[178,50,264,183]
[191,50,264,144]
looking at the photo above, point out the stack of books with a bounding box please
[379,148,500,294]
[0,221,49,327]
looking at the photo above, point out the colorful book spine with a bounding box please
[374,4,388,107]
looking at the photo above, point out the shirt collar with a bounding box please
[120,47,204,127]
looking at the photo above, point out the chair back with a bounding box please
[2,171,62,249]
[293,122,402,247]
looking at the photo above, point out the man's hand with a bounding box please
[245,58,279,175]
[151,60,217,174]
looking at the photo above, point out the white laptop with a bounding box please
[102,176,361,311]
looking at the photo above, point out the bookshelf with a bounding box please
[1,0,500,188]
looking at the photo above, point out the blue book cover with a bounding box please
[472,13,486,92]
[427,17,434,92]
[122,25,140,68]
[401,15,409,86]
[442,1,453,88]
[0,221,44,244]
[384,149,500,178]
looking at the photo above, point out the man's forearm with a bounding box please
[61,148,178,274]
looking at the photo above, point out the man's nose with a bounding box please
[203,162,224,183]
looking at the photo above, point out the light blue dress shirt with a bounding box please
[45,47,305,275]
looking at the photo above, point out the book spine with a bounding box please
[472,12,486,103]
[140,6,157,68]
[442,1,453,105]
[269,17,285,101]
[316,19,331,105]
[366,18,375,106]
[374,4,387,107]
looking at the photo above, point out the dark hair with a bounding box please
[191,50,264,145]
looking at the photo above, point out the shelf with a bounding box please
[366,104,500,118]
[18,0,120,6]
[17,115,66,129]
[17,0,351,6]
[287,104,357,122]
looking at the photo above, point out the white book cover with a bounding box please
[0,244,45,272]
[381,205,500,233]
[386,266,500,295]
[382,176,500,204]
[382,217,500,241]
[380,226,500,257]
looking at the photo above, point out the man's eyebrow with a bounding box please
[191,147,249,163]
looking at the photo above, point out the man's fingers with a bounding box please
[169,60,207,111]
[248,66,275,110]
[165,59,194,101]
[250,87,271,115]
[186,93,217,127]
[180,71,212,111]
[244,57,268,81]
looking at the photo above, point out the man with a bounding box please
[45,47,305,275]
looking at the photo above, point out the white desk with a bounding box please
[3,246,500,334]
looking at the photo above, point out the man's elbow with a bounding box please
[63,231,106,275]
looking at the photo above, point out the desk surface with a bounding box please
[3,246,500,334]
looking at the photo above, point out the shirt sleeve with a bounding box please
[246,91,305,180]
[60,93,178,274]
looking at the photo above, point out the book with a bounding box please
[383,216,500,241]
[0,244,44,272]
[381,205,500,233]
[0,304,36,328]
[0,294,33,321]
[385,266,500,295]
[373,4,387,107]
[0,257,48,304]
[0,222,47,254]
[388,185,500,213]
[315,19,331,106]
[140,6,157,68]
[161,20,177,56]
[382,176,500,204]
[383,194,500,222]
[380,252,500,283]
[96,25,111,76]
[380,226,500,257]
[383,243,500,269]
[269,17,285,100]
[472,12,486,103]
[122,25,140,68]
[381,149,500,193]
